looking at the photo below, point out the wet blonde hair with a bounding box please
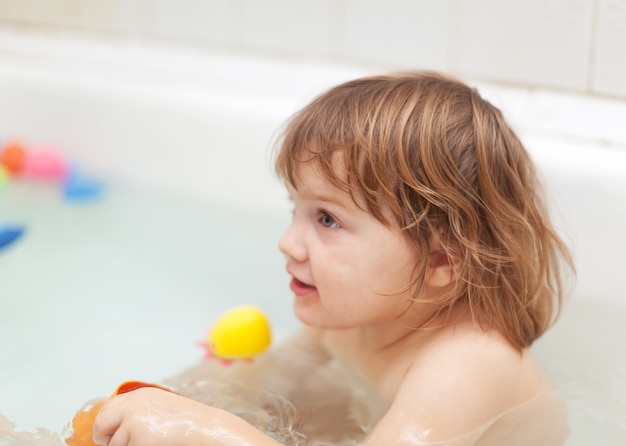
[274,71,573,349]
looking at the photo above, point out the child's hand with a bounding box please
[92,387,239,446]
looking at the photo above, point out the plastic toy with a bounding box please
[199,305,272,364]
[63,165,104,201]
[0,138,103,202]
[0,140,27,174]
[23,147,68,181]
[0,224,25,250]
[0,165,8,191]
[65,381,172,446]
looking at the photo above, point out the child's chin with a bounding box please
[294,306,350,330]
[294,301,325,325]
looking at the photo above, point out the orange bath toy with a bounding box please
[0,141,27,175]
[65,381,172,446]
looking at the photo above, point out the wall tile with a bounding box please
[2,0,626,107]
[0,1,8,18]
[79,0,124,31]
[342,0,449,69]
[326,0,348,59]
[4,0,80,27]
[591,0,626,98]
[449,0,594,91]
[77,0,150,35]
[150,0,243,46]
[240,0,332,57]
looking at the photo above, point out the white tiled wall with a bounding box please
[240,0,333,56]
[0,0,624,99]
[448,0,595,91]
[1,0,77,26]
[592,0,626,98]
[151,0,242,46]
[342,0,449,69]
[79,0,149,35]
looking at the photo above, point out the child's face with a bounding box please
[279,164,422,330]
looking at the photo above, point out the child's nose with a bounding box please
[278,222,307,262]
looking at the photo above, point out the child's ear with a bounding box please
[424,236,457,288]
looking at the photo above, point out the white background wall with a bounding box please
[0,0,625,100]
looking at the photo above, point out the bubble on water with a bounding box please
[0,412,64,446]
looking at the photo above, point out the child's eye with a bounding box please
[319,211,340,229]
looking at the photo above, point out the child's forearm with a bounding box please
[90,387,286,446]
[196,411,287,446]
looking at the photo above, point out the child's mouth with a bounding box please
[289,278,317,296]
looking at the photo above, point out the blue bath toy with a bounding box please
[63,165,104,201]
[0,224,25,250]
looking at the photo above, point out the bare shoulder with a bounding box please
[412,320,541,385]
[366,322,545,444]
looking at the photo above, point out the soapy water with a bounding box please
[0,374,569,446]
[167,379,312,445]
[173,380,309,445]
[1,302,621,446]
[0,344,571,446]
[0,377,361,446]
[0,330,368,445]
[0,382,300,445]
[0,416,61,446]
[160,356,368,445]
[168,378,359,446]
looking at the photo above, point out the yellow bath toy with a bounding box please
[199,305,272,364]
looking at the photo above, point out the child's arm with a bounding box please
[92,387,285,446]
[92,327,335,446]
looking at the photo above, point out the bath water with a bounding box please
[1,179,624,445]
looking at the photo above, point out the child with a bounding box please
[92,71,573,445]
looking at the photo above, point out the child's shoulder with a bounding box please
[393,321,545,441]
[416,318,532,368]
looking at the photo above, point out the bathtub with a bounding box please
[0,29,625,445]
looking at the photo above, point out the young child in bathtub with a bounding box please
[91,71,573,446]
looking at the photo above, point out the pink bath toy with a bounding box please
[23,147,68,181]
